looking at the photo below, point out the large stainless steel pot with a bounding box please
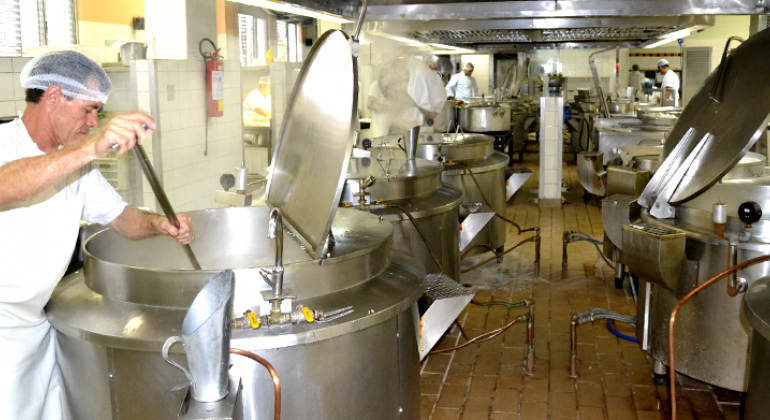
[608,100,632,114]
[430,100,456,133]
[341,156,462,279]
[459,101,511,132]
[48,207,425,420]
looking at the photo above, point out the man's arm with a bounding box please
[0,113,155,207]
[445,75,458,98]
[0,142,94,206]
[109,205,194,244]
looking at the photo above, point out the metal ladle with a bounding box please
[116,130,202,270]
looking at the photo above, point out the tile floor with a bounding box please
[419,154,744,420]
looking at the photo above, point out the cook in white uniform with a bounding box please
[629,64,645,100]
[658,59,680,106]
[370,56,447,136]
[243,76,271,118]
[445,62,479,102]
[0,51,194,420]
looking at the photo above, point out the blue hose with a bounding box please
[607,319,639,343]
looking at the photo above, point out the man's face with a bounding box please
[658,66,668,74]
[50,95,101,147]
[260,84,271,97]
[428,62,437,71]
[463,69,473,76]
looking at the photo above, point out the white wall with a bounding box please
[0,57,31,118]
[133,58,243,212]
[145,0,217,60]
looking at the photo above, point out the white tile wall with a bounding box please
[539,97,564,204]
[0,57,32,117]
[132,59,243,213]
[145,0,216,61]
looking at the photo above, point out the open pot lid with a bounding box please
[265,29,358,258]
[642,28,770,208]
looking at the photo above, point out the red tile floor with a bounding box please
[419,155,744,420]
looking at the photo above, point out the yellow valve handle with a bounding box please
[247,312,260,329]
[301,306,314,323]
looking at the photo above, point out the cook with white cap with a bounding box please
[658,59,680,106]
[0,50,194,420]
[445,62,479,102]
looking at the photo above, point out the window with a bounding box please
[256,18,266,59]
[0,0,22,56]
[238,13,254,66]
[238,14,268,66]
[1,0,76,56]
[277,20,301,63]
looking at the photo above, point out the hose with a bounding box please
[230,348,280,420]
[668,253,770,420]
[579,117,590,151]
[388,203,445,274]
[456,162,537,235]
[607,319,638,343]
[471,300,528,309]
[429,315,527,355]
[565,230,616,270]
[461,236,534,273]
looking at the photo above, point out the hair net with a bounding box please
[20,51,112,103]
[657,59,669,68]
[463,62,474,71]
[258,76,270,86]
[435,57,453,76]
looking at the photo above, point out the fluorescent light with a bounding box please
[429,43,476,54]
[367,31,425,46]
[231,0,353,24]
[644,29,694,49]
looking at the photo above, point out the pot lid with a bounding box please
[265,29,358,258]
[642,29,770,207]
[462,101,509,108]
[346,155,443,180]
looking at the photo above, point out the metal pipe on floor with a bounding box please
[562,231,571,279]
[570,314,579,378]
[526,300,536,376]
[533,228,541,278]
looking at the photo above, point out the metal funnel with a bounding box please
[405,126,420,160]
[163,270,235,402]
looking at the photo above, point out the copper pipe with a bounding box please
[569,314,578,378]
[230,348,281,420]
[461,237,535,274]
[430,315,528,355]
[525,300,536,375]
[460,243,496,259]
[667,254,770,420]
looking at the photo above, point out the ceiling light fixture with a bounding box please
[644,29,694,49]
[232,0,353,24]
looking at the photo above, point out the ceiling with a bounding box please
[278,0,766,50]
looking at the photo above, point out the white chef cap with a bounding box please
[259,76,270,86]
[463,62,474,71]
[20,51,112,103]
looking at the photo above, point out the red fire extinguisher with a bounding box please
[200,38,223,118]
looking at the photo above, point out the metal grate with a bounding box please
[628,223,679,236]
[682,46,712,107]
[412,29,531,44]
[542,27,685,42]
[425,273,475,300]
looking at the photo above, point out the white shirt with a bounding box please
[0,118,127,228]
[243,88,271,114]
[445,72,479,101]
[662,70,680,106]
[368,81,392,138]
[629,71,645,92]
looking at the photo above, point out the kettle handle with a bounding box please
[162,336,195,388]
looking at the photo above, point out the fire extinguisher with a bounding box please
[200,38,223,118]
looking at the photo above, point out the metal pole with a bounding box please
[133,144,202,270]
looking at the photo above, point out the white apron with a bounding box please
[0,179,83,420]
